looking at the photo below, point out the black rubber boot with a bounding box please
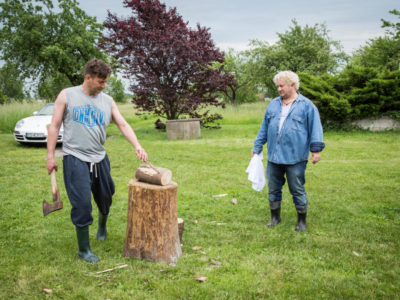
[76,226,99,262]
[96,213,108,241]
[267,201,281,227]
[295,205,307,232]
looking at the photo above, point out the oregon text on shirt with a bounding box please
[72,104,105,127]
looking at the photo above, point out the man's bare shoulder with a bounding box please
[53,89,67,112]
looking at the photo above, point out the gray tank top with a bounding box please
[62,85,113,163]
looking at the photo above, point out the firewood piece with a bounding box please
[94,264,128,274]
[135,164,172,186]
[123,179,182,263]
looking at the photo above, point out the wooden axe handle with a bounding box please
[145,161,161,174]
[51,169,58,195]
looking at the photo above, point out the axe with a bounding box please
[43,169,63,216]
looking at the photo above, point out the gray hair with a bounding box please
[273,71,300,90]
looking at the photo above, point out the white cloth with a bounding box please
[246,152,266,192]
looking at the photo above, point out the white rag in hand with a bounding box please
[246,152,266,192]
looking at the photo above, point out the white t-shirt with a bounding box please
[279,103,292,132]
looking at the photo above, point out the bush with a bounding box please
[334,66,400,120]
[299,67,400,124]
[298,72,351,123]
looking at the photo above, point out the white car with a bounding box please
[14,103,63,144]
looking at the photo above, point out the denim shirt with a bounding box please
[252,94,325,165]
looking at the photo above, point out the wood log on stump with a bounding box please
[123,179,182,263]
[135,164,172,186]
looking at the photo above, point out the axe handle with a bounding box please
[145,161,161,174]
[51,169,58,195]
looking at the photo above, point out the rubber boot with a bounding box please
[76,226,99,262]
[295,205,307,232]
[267,201,281,227]
[96,213,108,241]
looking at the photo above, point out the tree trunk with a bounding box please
[123,179,182,263]
[231,88,236,106]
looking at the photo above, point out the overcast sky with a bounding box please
[79,0,399,54]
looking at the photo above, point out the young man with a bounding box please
[46,58,148,262]
[252,71,325,232]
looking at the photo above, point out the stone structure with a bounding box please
[351,116,400,131]
[166,118,201,139]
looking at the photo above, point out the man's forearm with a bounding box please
[46,125,61,173]
[47,126,59,157]
[119,122,141,149]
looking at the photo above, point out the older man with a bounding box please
[47,58,148,262]
[252,71,325,232]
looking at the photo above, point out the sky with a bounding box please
[78,0,399,54]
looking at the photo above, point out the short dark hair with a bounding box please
[84,58,112,79]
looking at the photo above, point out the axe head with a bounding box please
[43,190,63,216]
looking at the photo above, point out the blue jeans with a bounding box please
[267,161,308,208]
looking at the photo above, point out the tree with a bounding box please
[0,0,106,100]
[0,90,8,105]
[100,0,234,122]
[381,9,400,39]
[351,9,400,71]
[351,37,400,71]
[104,76,126,103]
[37,72,71,101]
[244,40,283,98]
[333,10,400,122]
[245,20,348,96]
[276,20,348,74]
[0,63,25,100]
[218,50,259,105]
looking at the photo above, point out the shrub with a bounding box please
[299,67,400,123]
[298,72,351,123]
[334,66,400,120]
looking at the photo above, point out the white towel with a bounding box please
[246,152,266,192]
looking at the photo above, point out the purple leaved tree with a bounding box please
[100,0,234,124]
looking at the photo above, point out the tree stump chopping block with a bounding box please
[123,179,182,263]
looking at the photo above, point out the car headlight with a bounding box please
[15,120,24,129]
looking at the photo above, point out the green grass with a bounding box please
[0,102,399,299]
[0,101,44,134]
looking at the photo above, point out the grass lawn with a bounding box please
[0,102,399,299]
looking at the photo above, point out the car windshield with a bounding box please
[36,104,54,115]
